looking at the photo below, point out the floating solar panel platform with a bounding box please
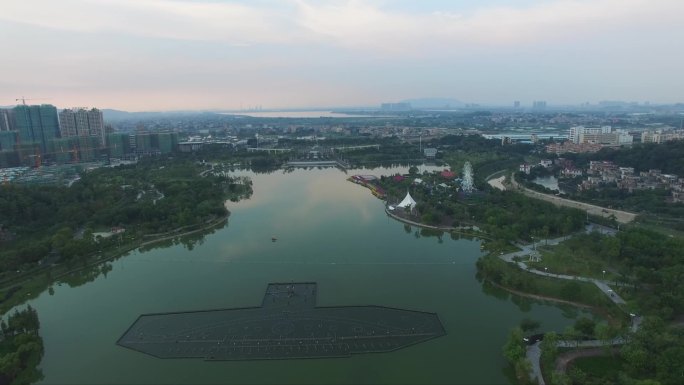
[117,282,446,360]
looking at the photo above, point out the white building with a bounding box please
[568,125,632,146]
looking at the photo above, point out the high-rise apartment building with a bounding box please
[0,109,14,131]
[12,104,60,154]
[59,108,105,146]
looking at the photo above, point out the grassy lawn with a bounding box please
[519,273,625,322]
[635,218,684,238]
[572,355,623,378]
[481,255,626,317]
[526,244,621,282]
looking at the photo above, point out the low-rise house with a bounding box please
[562,168,583,177]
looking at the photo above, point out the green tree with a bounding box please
[563,325,582,347]
[594,321,619,349]
[514,357,533,384]
[503,327,526,363]
[656,347,684,385]
[574,316,596,338]
[540,331,559,369]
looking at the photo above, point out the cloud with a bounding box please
[3,0,683,51]
[1,0,297,45]
[294,0,684,50]
[2,0,683,109]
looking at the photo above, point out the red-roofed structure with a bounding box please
[440,170,456,179]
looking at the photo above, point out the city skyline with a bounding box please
[2,0,684,111]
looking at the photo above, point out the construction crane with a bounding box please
[15,96,50,105]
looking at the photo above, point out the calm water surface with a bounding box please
[27,167,585,384]
[533,175,565,194]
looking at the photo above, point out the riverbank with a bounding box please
[486,280,595,310]
[0,214,230,314]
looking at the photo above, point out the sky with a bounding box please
[1,0,683,111]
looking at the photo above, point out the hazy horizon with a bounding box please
[2,0,683,111]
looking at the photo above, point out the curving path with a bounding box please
[498,228,645,385]
[498,227,626,306]
[527,342,545,385]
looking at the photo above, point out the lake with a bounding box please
[23,166,586,384]
[533,175,564,194]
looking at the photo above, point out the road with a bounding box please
[488,175,639,384]
[507,173,637,224]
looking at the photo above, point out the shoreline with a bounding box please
[384,207,491,239]
[486,279,595,310]
[0,214,230,306]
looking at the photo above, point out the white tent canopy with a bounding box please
[397,191,417,209]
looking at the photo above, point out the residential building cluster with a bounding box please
[568,126,633,146]
[579,161,684,203]
[545,125,634,154]
[520,157,684,203]
[641,129,684,144]
[0,104,178,168]
[519,158,581,176]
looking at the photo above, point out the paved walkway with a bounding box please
[525,315,642,384]
[498,226,626,306]
[501,227,644,385]
[527,342,545,385]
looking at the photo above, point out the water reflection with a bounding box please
[19,165,590,385]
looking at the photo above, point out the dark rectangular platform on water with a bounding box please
[117,282,446,360]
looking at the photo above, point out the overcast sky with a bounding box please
[2,0,683,111]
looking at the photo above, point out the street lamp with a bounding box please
[602,270,606,279]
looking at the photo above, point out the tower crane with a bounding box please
[15,97,50,105]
